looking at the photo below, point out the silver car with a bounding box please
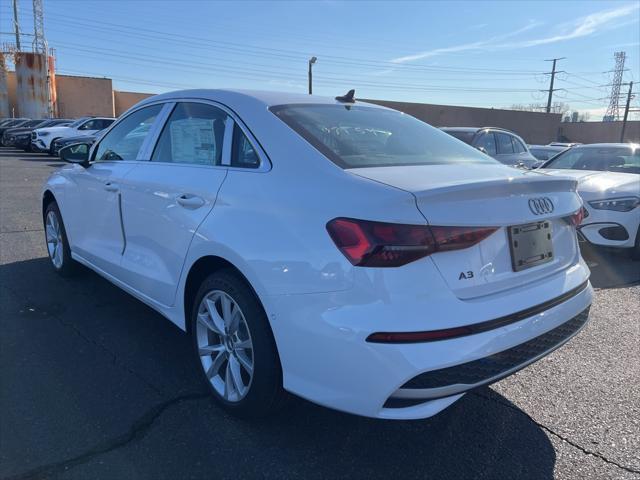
[440,127,538,169]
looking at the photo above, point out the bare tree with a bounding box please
[510,102,569,114]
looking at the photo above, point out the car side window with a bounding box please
[94,105,162,161]
[496,132,515,154]
[231,124,260,168]
[78,119,98,131]
[99,119,115,130]
[151,102,227,166]
[475,132,497,156]
[512,137,526,153]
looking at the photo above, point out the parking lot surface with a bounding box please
[1,147,639,480]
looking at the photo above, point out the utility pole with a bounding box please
[544,57,565,113]
[620,81,634,142]
[12,0,21,51]
[308,56,317,95]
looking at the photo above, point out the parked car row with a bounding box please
[0,116,115,153]
[438,125,638,257]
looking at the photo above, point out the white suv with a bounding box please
[32,117,115,154]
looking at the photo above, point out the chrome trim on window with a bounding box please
[137,102,176,161]
[221,116,235,166]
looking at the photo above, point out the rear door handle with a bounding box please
[176,194,205,209]
[104,182,119,192]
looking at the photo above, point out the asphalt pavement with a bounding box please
[1,147,639,480]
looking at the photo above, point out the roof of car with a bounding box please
[440,126,517,134]
[570,143,639,149]
[135,89,387,110]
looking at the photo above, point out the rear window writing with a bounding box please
[271,104,496,169]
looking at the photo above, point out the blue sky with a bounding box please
[2,0,639,119]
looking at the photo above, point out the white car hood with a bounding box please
[34,126,76,136]
[543,169,640,199]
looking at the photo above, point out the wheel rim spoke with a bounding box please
[203,298,225,334]
[226,306,242,335]
[235,350,253,376]
[206,349,227,379]
[197,311,220,334]
[228,355,245,396]
[45,224,57,240]
[199,343,225,357]
[224,361,236,399]
[220,295,232,329]
[235,338,252,350]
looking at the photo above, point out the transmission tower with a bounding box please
[603,51,626,121]
[32,0,46,53]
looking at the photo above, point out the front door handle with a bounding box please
[176,194,205,209]
[104,182,119,192]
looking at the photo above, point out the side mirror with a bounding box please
[60,143,91,167]
[475,146,488,155]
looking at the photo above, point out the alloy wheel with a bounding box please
[45,210,63,269]
[196,290,254,402]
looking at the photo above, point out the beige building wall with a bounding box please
[364,98,563,145]
[114,90,155,116]
[55,74,115,117]
[559,121,640,144]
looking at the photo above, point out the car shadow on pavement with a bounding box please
[580,244,640,289]
[1,257,556,479]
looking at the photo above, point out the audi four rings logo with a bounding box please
[528,197,554,215]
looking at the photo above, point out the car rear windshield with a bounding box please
[545,146,640,174]
[270,104,496,169]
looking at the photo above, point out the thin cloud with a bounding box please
[512,3,639,47]
[391,3,639,63]
[391,21,540,63]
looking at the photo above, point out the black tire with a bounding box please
[49,138,60,156]
[190,270,288,418]
[43,201,77,277]
[631,226,640,261]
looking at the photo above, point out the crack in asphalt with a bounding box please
[2,283,167,397]
[4,393,209,480]
[472,391,640,475]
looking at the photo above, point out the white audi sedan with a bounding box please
[43,90,592,420]
[541,144,640,259]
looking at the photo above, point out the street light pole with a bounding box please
[308,56,317,95]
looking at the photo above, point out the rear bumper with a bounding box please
[389,306,589,406]
[268,263,592,420]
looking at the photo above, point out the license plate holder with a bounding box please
[508,221,553,272]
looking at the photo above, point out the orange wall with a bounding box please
[6,71,154,118]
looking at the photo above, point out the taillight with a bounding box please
[326,218,497,267]
[568,207,586,227]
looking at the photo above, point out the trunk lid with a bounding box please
[349,164,582,299]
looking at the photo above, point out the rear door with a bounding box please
[510,135,537,168]
[494,131,518,166]
[118,101,231,306]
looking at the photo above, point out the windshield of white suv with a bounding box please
[271,104,497,169]
[545,146,640,174]
[68,118,90,128]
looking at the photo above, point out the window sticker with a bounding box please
[170,118,216,164]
